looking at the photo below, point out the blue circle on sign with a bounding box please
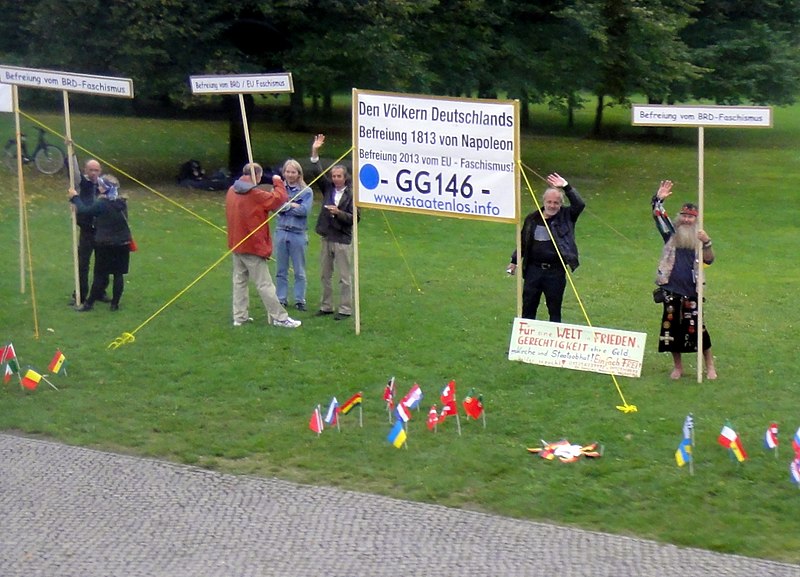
[359,163,380,189]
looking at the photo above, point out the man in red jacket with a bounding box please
[226,163,301,328]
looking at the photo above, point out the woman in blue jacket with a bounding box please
[275,159,313,311]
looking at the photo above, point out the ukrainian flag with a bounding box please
[675,438,692,467]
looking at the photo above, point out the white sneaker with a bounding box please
[272,317,301,328]
[233,317,254,327]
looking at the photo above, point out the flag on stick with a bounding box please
[677,413,694,474]
[395,403,411,423]
[427,405,439,431]
[675,438,692,467]
[48,349,66,374]
[0,343,17,365]
[462,388,484,420]
[764,423,779,451]
[309,405,323,434]
[1,343,20,378]
[718,422,747,462]
[340,392,362,415]
[340,391,363,427]
[792,427,800,456]
[324,397,339,429]
[21,368,42,390]
[401,383,423,410]
[791,457,800,486]
[440,380,457,418]
[387,420,407,449]
[383,377,395,412]
[438,380,461,435]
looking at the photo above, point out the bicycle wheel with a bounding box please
[34,144,65,175]
[3,144,18,172]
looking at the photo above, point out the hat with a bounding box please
[679,202,698,216]
[99,178,119,200]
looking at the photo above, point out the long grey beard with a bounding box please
[673,223,698,249]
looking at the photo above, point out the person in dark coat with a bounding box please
[68,175,132,311]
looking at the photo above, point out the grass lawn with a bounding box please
[1,99,799,563]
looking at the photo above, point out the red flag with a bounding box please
[48,349,66,374]
[440,380,457,418]
[462,388,484,420]
[0,344,16,363]
[427,405,439,430]
[21,369,42,390]
[383,376,395,410]
[309,406,323,434]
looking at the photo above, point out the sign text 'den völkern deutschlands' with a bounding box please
[353,90,519,223]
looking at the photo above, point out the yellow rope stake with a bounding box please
[107,332,135,350]
[518,162,636,413]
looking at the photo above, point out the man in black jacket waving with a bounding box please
[509,173,585,322]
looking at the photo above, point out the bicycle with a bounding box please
[3,127,66,175]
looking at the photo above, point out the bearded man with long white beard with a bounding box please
[651,180,717,380]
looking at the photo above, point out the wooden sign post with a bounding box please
[632,104,772,382]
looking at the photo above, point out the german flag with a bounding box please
[339,392,363,415]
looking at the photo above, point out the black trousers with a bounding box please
[522,265,567,322]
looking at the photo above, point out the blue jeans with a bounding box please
[275,228,308,305]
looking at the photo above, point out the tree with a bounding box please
[683,0,800,105]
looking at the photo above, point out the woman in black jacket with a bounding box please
[68,175,132,311]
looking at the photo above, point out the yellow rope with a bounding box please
[518,161,636,413]
[108,148,354,348]
[19,110,226,234]
[378,211,422,293]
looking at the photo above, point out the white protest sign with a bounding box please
[508,318,647,378]
[0,65,133,98]
[353,90,519,223]
[632,104,772,128]
[0,82,11,112]
[189,73,294,95]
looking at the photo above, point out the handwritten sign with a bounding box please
[508,319,647,378]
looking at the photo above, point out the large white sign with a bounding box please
[189,73,293,95]
[353,90,519,223]
[632,104,772,128]
[0,65,133,98]
[508,319,647,378]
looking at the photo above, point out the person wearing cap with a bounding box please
[226,163,301,329]
[652,180,717,380]
[507,172,585,322]
[68,175,132,312]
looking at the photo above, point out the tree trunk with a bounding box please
[520,90,530,129]
[592,93,604,136]
[287,83,305,131]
